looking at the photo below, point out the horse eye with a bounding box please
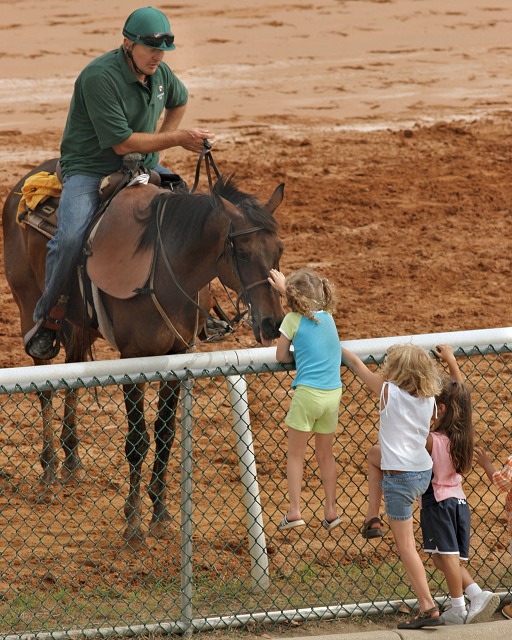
[236,250,251,262]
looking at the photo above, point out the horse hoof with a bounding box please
[149,520,174,539]
[122,528,146,551]
[60,466,86,485]
[36,487,56,505]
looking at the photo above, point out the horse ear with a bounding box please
[265,183,285,215]
[218,195,245,223]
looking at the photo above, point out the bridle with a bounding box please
[149,149,271,348]
[224,225,269,326]
[151,210,269,348]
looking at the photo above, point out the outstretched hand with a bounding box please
[434,343,464,383]
[268,269,286,295]
[433,344,455,363]
[473,445,497,484]
[473,445,489,466]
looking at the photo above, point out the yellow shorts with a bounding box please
[285,385,342,434]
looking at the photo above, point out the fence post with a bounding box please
[180,377,195,635]
[227,374,270,591]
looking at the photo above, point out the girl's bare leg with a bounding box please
[315,432,338,522]
[365,444,383,528]
[432,553,463,598]
[390,518,439,614]
[286,427,309,521]
[460,565,478,591]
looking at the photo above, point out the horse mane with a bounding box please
[137,190,221,254]
[137,175,278,254]
[213,174,278,233]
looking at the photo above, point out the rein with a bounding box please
[225,226,268,326]
[192,143,269,331]
[151,196,268,348]
[148,142,269,347]
[151,198,226,346]
[190,141,221,195]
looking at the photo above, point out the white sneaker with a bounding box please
[441,607,467,625]
[466,591,500,624]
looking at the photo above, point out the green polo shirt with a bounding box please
[60,47,188,177]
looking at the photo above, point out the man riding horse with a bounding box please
[25,6,215,360]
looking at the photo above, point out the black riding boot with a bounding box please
[24,295,68,360]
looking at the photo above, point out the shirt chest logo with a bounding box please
[157,84,164,100]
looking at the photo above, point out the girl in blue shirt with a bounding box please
[268,268,342,532]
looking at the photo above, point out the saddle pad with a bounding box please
[16,170,62,227]
[17,197,59,239]
[86,184,160,299]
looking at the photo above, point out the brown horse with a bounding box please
[2,159,284,547]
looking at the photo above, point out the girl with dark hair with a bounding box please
[420,344,499,625]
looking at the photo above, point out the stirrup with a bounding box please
[23,295,68,359]
[23,320,61,360]
[43,294,69,332]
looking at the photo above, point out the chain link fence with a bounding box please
[0,328,511,638]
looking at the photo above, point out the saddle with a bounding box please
[16,170,61,239]
[17,157,187,298]
[85,180,161,300]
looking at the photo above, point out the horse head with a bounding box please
[214,177,285,346]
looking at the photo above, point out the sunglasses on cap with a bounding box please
[125,31,175,48]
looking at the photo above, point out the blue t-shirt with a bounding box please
[280,311,342,390]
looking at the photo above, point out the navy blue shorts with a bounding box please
[420,497,470,560]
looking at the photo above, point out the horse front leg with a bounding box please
[123,381,150,550]
[148,380,180,537]
[59,388,86,485]
[38,390,60,500]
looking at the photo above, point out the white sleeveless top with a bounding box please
[379,381,434,472]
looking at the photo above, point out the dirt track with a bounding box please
[1,0,512,635]
[2,116,511,367]
[1,112,511,579]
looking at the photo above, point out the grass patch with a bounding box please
[0,556,509,635]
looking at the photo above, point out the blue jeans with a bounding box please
[154,163,173,176]
[381,469,432,521]
[33,173,101,322]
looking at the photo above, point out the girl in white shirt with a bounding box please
[342,343,443,629]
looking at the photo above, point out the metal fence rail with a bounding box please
[0,327,511,638]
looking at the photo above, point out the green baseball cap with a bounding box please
[122,6,176,51]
